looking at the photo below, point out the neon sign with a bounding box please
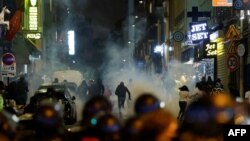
[205,43,217,57]
[190,21,209,43]
[29,0,38,30]
[26,33,41,39]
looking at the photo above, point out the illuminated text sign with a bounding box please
[190,21,209,43]
[26,33,41,39]
[212,0,232,7]
[205,43,217,57]
[29,0,38,30]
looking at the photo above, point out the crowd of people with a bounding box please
[0,75,250,141]
[0,89,249,141]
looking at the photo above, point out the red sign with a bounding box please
[227,54,239,72]
[5,10,22,41]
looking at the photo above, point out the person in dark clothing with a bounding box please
[214,78,223,89]
[6,81,17,101]
[77,80,89,100]
[94,78,105,96]
[228,83,240,100]
[115,82,131,109]
[15,75,29,105]
[206,76,214,94]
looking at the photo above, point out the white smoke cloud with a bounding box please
[101,41,197,118]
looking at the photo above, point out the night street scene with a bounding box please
[1,0,250,141]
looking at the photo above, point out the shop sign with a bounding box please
[29,0,38,31]
[212,0,232,7]
[26,33,41,39]
[205,42,217,57]
[190,21,209,43]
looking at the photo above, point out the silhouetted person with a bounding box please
[16,75,29,105]
[94,78,105,96]
[214,78,223,89]
[6,81,17,102]
[206,76,214,94]
[115,82,131,109]
[52,78,59,83]
[228,83,240,100]
[77,80,89,100]
[177,85,189,121]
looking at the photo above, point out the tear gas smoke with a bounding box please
[101,43,197,118]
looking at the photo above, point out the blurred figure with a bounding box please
[77,80,89,100]
[177,85,189,120]
[52,78,59,83]
[94,78,105,96]
[69,95,112,141]
[0,81,6,110]
[0,111,17,141]
[96,114,121,141]
[244,86,250,103]
[228,83,240,100]
[214,78,224,89]
[103,85,112,100]
[178,94,234,141]
[206,76,214,94]
[121,116,143,141]
[6,81,17,104]
[137,109,178,141]
[15,75,29,105]
[134,93,161,115]
[121,93,162,141]
[16,104,67,141]
[115,82,131,109]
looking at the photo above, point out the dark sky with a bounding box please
[72,0,127,38]
[70,0,128,69]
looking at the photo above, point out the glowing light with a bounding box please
[30,0,37,6]
[169,46,173,51]
[68,30,75,55]
[128,41,131,44]
[132,24,135,27]
[12,115,20,122]
[29,6,38,30]
[160,102,165,108]
[190,22,208,42]
[26,33,41,39]
[91,118,97,125]
[139,0,143,4]
[205,43,217,56]
[154,45,163,56]
[135,15,139,19]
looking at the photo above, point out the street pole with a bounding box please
[239,10,244,98]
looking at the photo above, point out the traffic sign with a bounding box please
[227,41,237,54]
[227,54,239,72]
[237,44,245,57]
[1,53,16,77]
[225,25,240,40]
[2,53,15,65]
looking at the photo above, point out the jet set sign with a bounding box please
[189,21,209,44]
